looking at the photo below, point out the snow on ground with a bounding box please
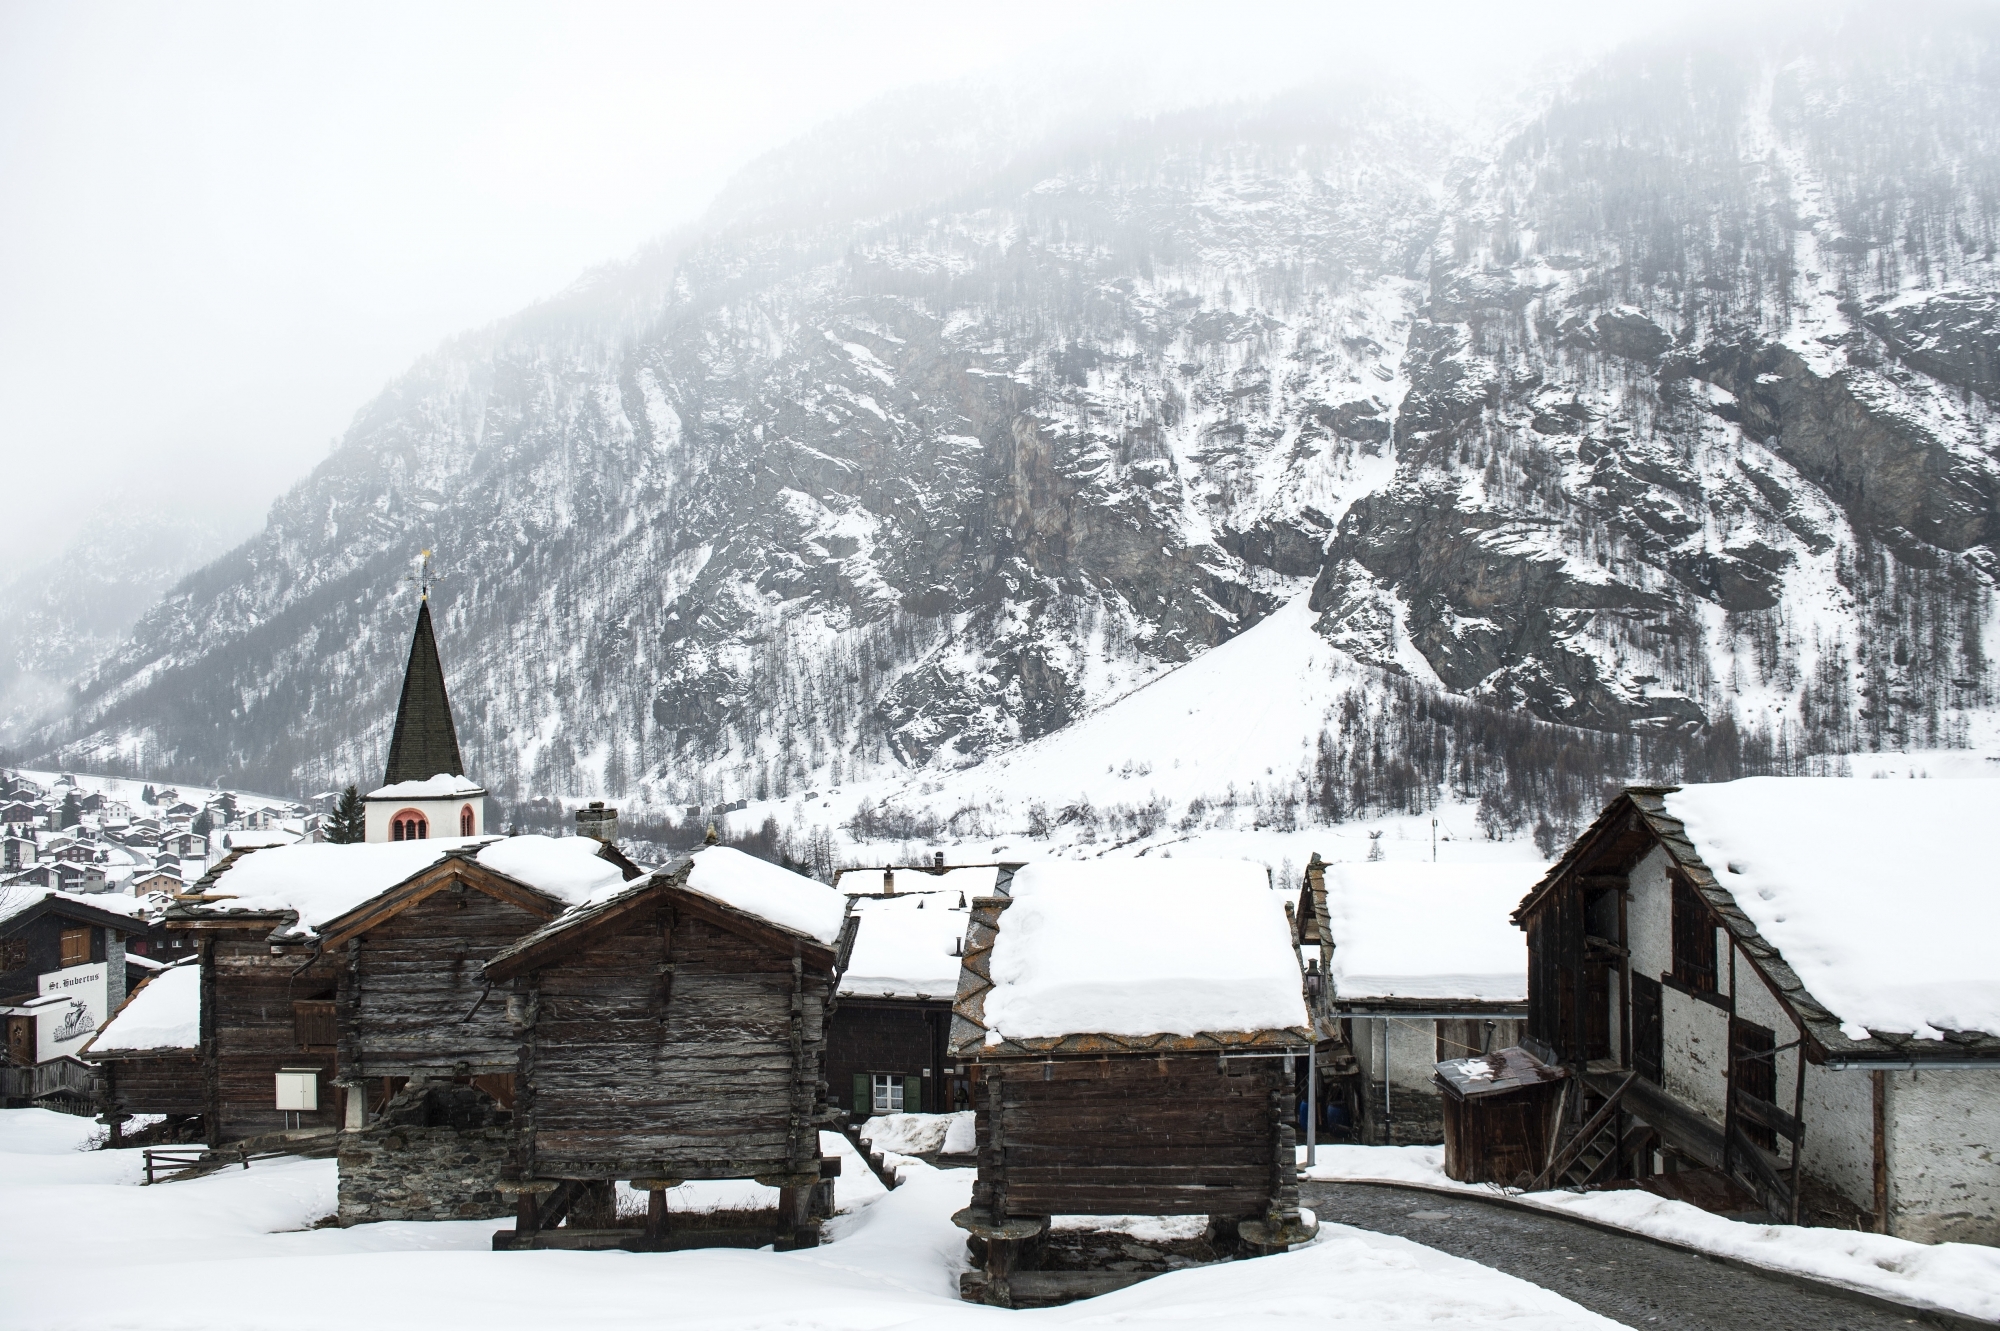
[983,859,1308,1040]
[859,1111,975,1157]
[1323,861,1544,1001]
[1664,777,2000,1039]
[1300,1143,2000,1323]
[0,1107,1626,1330]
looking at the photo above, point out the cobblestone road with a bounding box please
[1300,1181,1959,1330]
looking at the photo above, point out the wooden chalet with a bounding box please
[2,888,142,1078]
[948,859,1323,1308]
[168,833,631,1147]
[1292,856,1538,1145]
[829,860,1006,1122]
[483,846,856,1252]
[82,959,203,1141]
[1514,779,2000,1244]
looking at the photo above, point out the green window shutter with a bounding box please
[904,1075,922,1115]
[852,1073,870,1116]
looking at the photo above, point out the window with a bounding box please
[1,938,29,971]
[1731,1017,1777,1151]
[459,804,475,837]
[391,809,428,841]
[1671,875,1718,993]
[871,1073,905,1114]
[59,927,92,968]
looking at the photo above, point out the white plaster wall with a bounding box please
[1801,1064,1876,1213]
[364,795,485,843]
[1887,1067,2000,1245]
[1662,986,1730,1123]
[1628,846,1672,981]
[1387,1017,1440,1091]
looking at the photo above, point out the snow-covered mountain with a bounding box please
[16,14,2000,854]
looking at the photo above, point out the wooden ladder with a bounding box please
[1534,1072,1636,1192]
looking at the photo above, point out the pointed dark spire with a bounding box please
[383,599,466,786]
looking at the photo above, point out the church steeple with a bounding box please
[382,597,465,787]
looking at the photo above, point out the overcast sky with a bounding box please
[0,1,1713,556]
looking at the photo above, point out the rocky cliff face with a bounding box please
[22,17,2000,807]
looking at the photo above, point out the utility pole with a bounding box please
[1432,816,1438,863]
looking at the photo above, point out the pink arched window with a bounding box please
[391,809,428,841]
[459,804,475,837]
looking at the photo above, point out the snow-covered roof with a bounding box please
[189,834,628,940]
[88,962,199,1054]
[835,864,1000,898]
[367,773,486,800]
[225,830,297,850]
[0,886,152,930]
[683,846,847,946]
[1662,778,2000,1041]
[971,859,1309,1044]
[840,891,970,999]
[1324,861,1543,1004]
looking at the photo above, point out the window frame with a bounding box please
[871,1072,905,1115]
[1670,874,1718,994]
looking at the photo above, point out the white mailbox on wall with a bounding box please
[275,1068,320,1111]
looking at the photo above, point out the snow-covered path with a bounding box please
[0,1110,1620,1330]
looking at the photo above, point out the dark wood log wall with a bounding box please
[972,1055,1287,1219]
[201,929,342,1141]
[98,1052,204,1118]
[825,998,953,1116]
[339,884,542,1079]
[516,905,831,1183]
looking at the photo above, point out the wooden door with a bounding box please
[1583,963,1612,1061]
[1632,976,1663,1083]
[6,1015,31,1064]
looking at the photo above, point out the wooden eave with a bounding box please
[1520,785,2000,1065]
[314,851,565,949]
[946,894,1319,1061]
[484,857,847,982]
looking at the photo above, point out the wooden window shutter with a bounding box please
[852,1073,870,1115]
[59,927,91,968]
[904,1075,923,1115]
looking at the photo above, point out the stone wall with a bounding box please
[337,1080,517,1226]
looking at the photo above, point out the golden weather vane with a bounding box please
[402,548,441,602]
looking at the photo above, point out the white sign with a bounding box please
[36,962,108,1061]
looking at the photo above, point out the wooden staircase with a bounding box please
[1534,1072,1636,1191]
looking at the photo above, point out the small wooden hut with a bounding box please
[948,859,1322,1309]
[1435,1045,1566,1185]
[82,959,204,1141]
[483,846,856,1252]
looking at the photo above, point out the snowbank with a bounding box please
[1324,861,1542,1002]
[684,845,847,945]
[1664,777,2000,1038]
[859,1112,974,1157]
[983,858,1308,1040]
[89,962,199,1052]
[1300,1143,2000,1323]
[840,892,969,999]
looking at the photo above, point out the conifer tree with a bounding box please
[327,785,367,844]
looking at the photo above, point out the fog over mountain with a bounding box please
[11,7,2000,851]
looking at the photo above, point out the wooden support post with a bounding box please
[645,1188,666,1242]
[516,1189,540,1237]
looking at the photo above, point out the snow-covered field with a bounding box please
[1300,1144,2000,1323]
[0,1109,1626,1330]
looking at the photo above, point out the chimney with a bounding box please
[882,869,895,895]
[576,801,618,844]
[933,851,945,870]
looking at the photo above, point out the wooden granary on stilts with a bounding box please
[947,859,1323,1308]
[483,846,857,1252]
